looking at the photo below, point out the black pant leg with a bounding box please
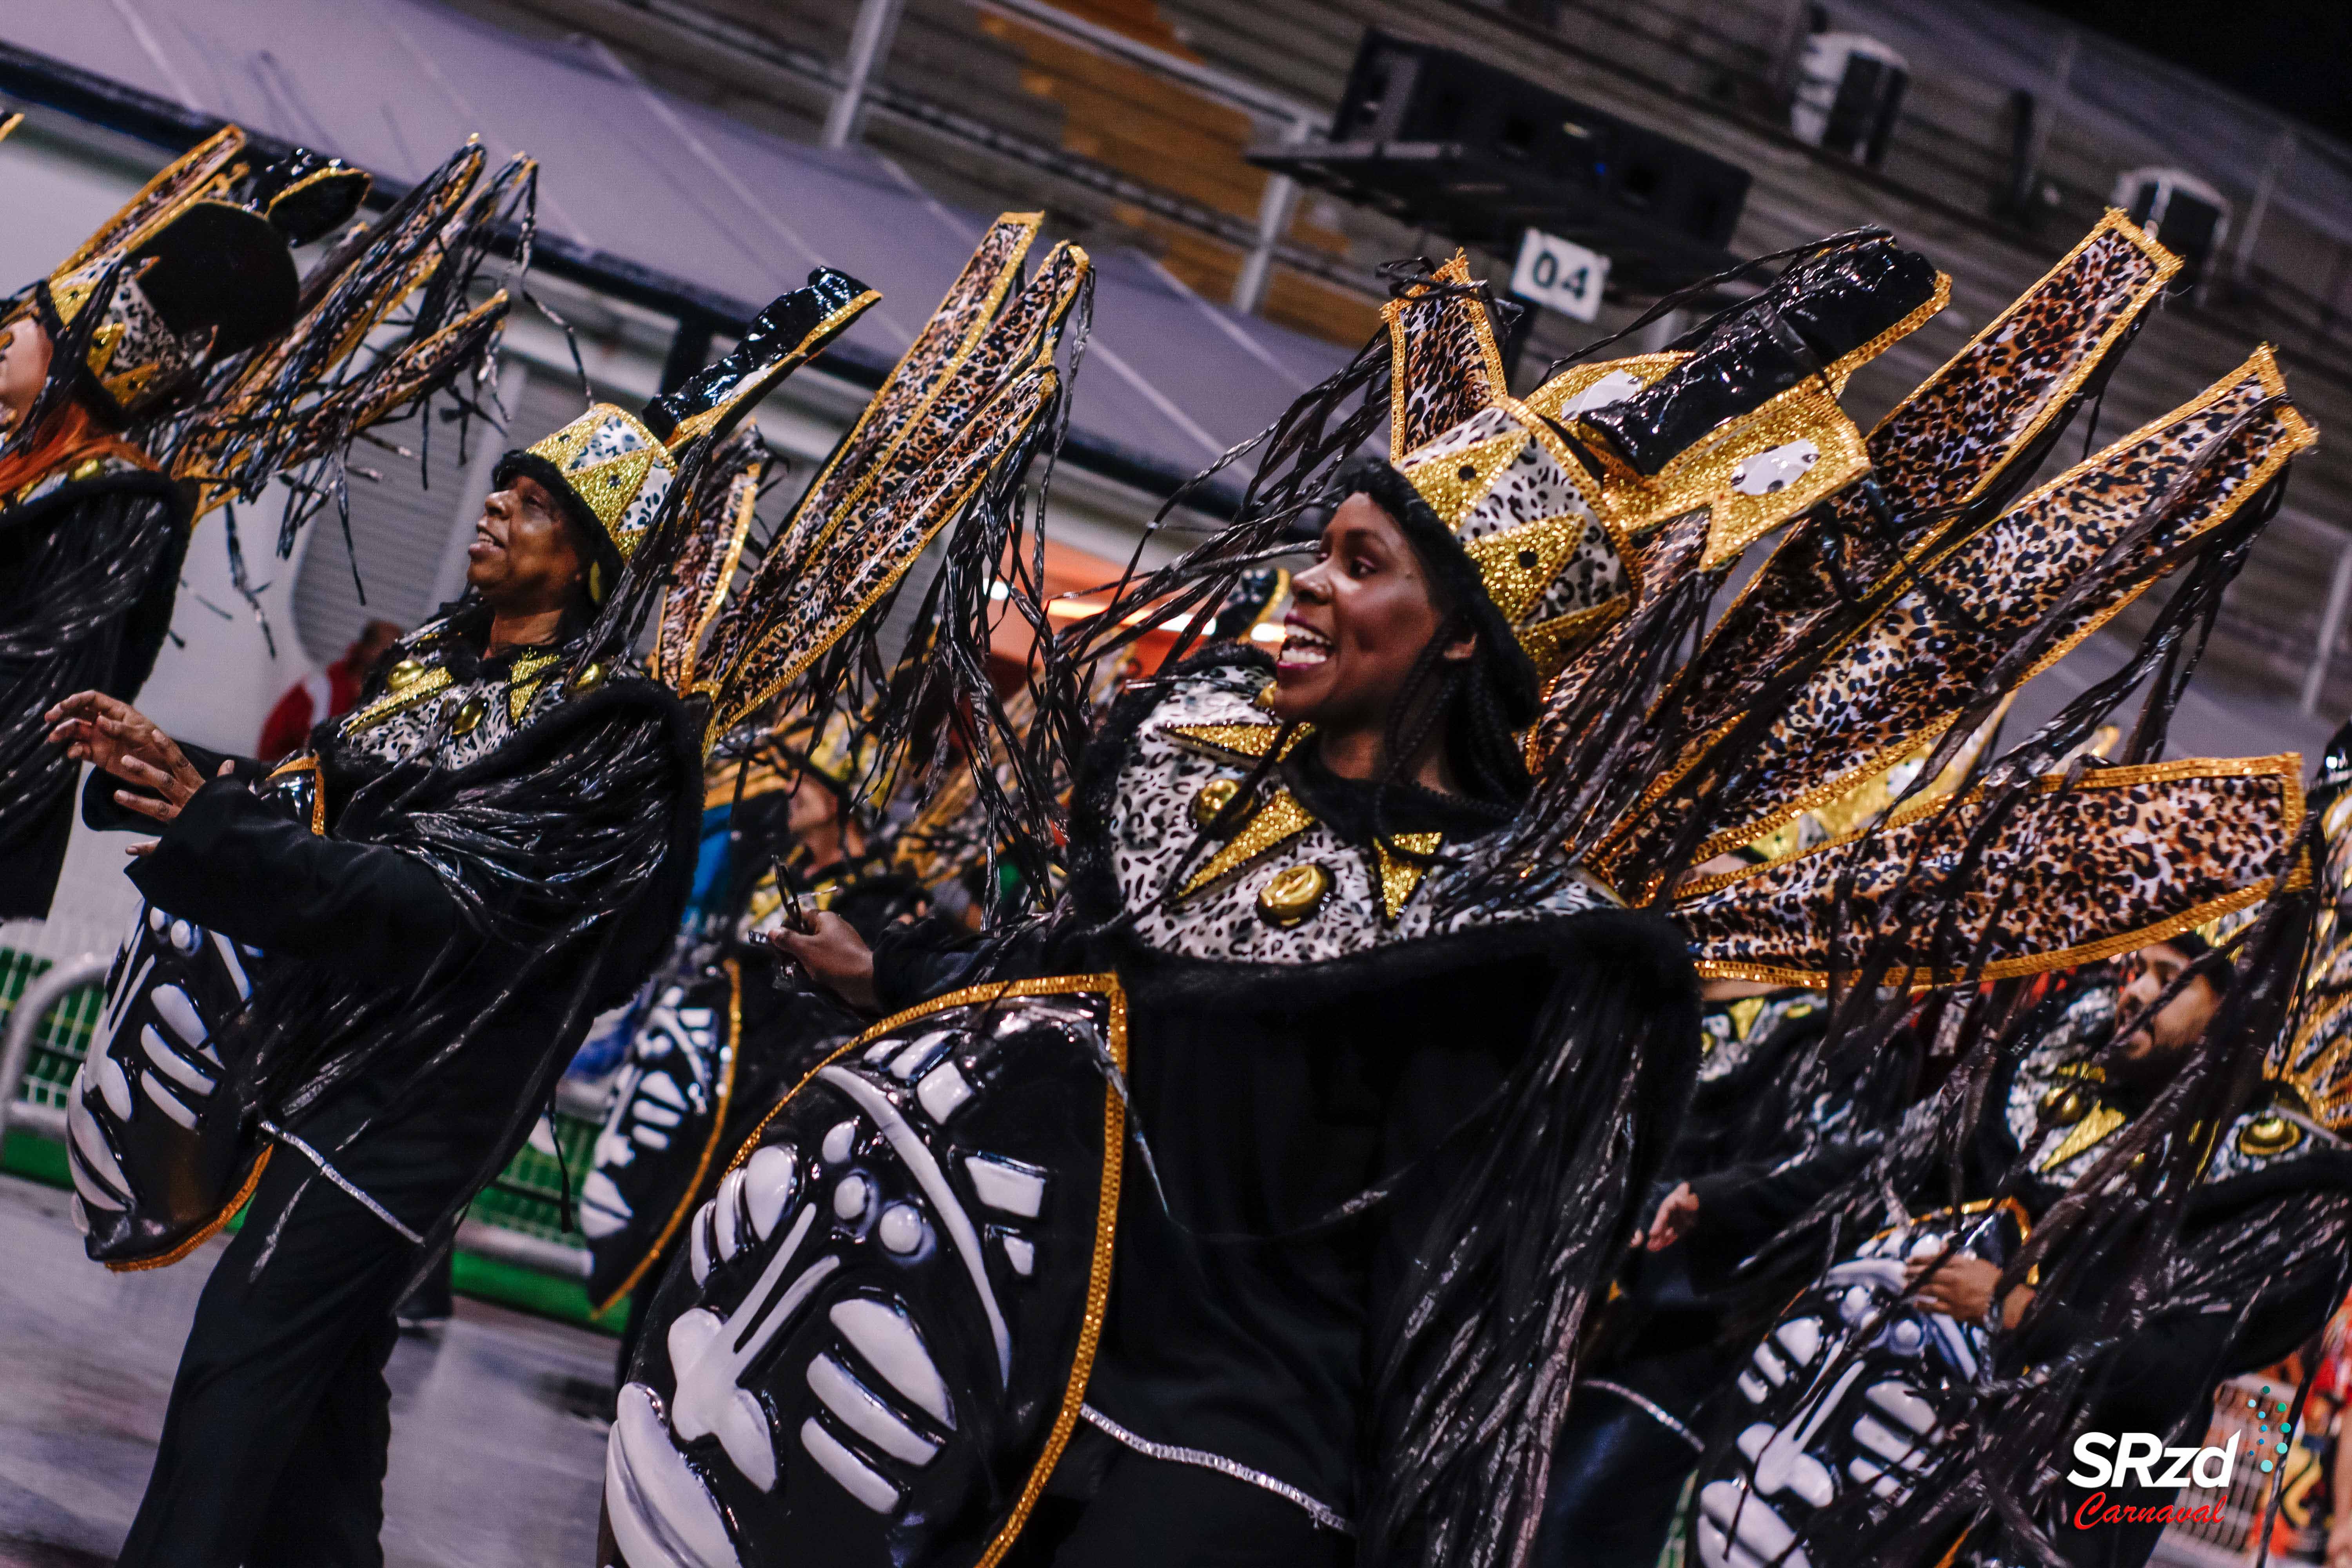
[244,1308,401,1568]
[115,1151,423,1568]
[1047,1448,1354,1568]
[1535,1387,1702,1568]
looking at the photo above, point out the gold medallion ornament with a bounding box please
[386,658,429,690]
[2040,1084,2092,1127]
[1191,777,1241,829]
[570,660,608,695]
[451,696,486,737]
[1258,863,1332,928]
[2237,1114,2303,1160]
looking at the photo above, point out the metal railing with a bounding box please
[0,942,606,1285]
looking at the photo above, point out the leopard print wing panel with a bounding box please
[742,214,1040,612]
[699,238,1087,739]
[1681,214,2180,738]
[1385,251,1509,461]
[650,428,766,690]
[705,363,1065,740]
[1604,348,2313,884]
[1675,758,2303,987]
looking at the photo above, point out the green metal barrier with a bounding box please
[0,945,621,1333]
[0,948,105,1122]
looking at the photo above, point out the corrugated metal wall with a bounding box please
[290,366,591,659]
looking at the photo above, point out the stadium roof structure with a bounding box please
[0,0,1359,509]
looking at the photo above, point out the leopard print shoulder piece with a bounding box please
[1103,663,1617,969]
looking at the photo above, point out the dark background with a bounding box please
[2023,0,2352,142]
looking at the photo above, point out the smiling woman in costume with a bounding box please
[612,218,2314,1568]
[43,271,875,1567]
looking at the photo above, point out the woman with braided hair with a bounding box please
[616,216,2312,1568]
[777,467,1700,1568]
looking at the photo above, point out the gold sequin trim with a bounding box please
[1864,211,2179,479]
[1522,352,1683,425]
[341,665,451,734]
[665,290,884,446]
[712,973,1129,1568]
[508,649,561,722]
[1383,251,1506,461]
[263,753,328,837]
[1822,270,1951,394]
[1399,428,1524,527]
[2038,1101,2127,1172]
[1162,721,1306,764]
[104,1147,272,1273]
[1602,380,1870,570]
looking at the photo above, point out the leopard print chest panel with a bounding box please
[1105,666,1617,967]
[334,652,570,770]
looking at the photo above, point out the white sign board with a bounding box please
[1510,228,1610,323]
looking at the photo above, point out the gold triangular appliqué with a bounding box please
[1180,789,1315,898]
[1372,832,1443,921]
[1401,430,1524,528]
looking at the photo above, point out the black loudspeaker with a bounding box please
[2114,168,2230,295]
[1252,30,1751,292]
[1791,33,1908,167]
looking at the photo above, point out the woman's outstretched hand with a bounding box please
[768,911,880,1012]
[1645,1182,1701,1251]
[45,691,225,850]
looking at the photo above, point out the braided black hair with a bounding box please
[1360,601,1533,872]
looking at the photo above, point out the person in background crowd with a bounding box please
[257,619,402,762]
[1652,933,2352,1568]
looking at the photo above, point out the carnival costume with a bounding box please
[0,125,523,916]
[600,213,2310,1568]
[1676,892,2352,1568]
[1539,724,2013,1567]
[54,261,878,1562]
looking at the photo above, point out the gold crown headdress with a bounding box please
[1347,241,1945,717]
[501,270,879,593]
[17,129,376,427]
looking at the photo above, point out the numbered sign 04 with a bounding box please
[1511,229,1611,323]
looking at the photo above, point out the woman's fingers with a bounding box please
[44,690,112,725]
[113,789,176,823]
[114,754,185,798]
[125,839,157,858]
